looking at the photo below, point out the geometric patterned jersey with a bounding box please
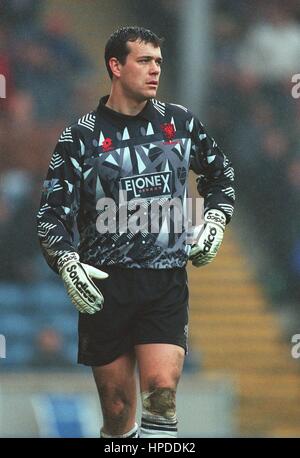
[37,96,235,272]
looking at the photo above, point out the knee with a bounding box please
[142,386,177,419]
[140,385,178,438]
[100,383,133,425]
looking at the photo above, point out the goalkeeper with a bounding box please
[37,26,235,438]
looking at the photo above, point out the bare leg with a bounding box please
[92,350,137,436]
[135,343,185,438]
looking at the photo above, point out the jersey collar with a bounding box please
[97,95,155,122]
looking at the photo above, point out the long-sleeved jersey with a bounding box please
[37,96,235,272]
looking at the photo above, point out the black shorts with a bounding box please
[77,266,189,366]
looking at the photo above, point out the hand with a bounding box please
[57,252,108,314]
[189,209,226,267]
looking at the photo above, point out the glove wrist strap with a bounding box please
[57,252,80,273]
[204,209,226,231]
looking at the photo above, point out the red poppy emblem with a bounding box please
[102,137,113,152]
[161,123,175,141]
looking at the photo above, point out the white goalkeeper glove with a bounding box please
[189,209,226,267]
[57,252,108,314]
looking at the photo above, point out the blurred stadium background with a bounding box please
[0,0,300,438]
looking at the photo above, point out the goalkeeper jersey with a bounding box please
[37,96,235,272]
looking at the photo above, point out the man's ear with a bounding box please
[109,57,121,78]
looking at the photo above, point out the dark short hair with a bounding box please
[105,26,163,79]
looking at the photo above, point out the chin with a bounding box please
[137,93,155,102]
[144,89,158,99]
[134,88,158,102]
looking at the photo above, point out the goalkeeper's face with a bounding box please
[114,40,162,102]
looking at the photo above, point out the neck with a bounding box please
[106,86,147,116]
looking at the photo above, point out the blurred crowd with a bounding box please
[0,0,299,368]
[1,0,299,297]
[0,1,201,371]
[0,1,96,368]
[0,0,94,284]
[207,0,300,304]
